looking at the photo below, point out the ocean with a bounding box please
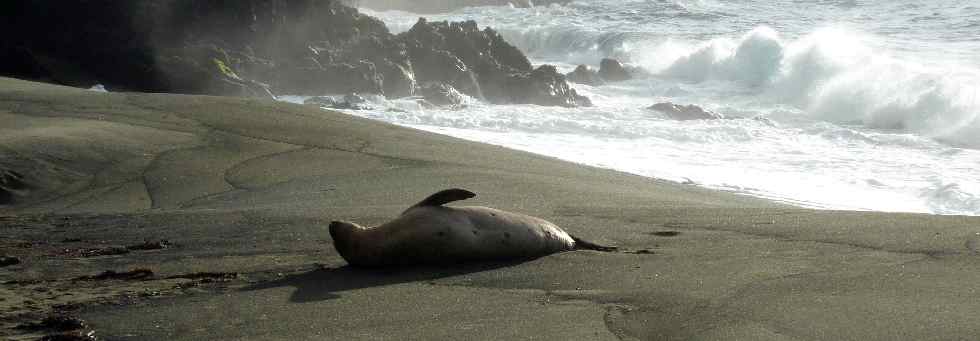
[291,0,980,215]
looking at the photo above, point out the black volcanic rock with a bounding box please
[399,18,589,107]
[0,0,400,97]
[359,0,573,13]
[598,58,631,82]
[406,46,483,99]
[376,59,417,98]
[0,1,155,90]
[153,44,275,97]
[419,83,467,107]
[566,65,604,86]
[502,65,592,107]
[648,102,724,120]
[1,1,589,106]
[275,61,384,96]
[399,18,532,100]
[401,19,532,73]
[346,34,416,97]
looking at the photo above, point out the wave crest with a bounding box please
[650,26,980,148]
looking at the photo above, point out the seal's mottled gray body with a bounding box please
[329,189,613,266]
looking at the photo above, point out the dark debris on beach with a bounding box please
[0,255,21,267]
[74,269,155,281]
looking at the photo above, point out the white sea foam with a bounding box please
[343,1,980,216]
[649,26,980,148]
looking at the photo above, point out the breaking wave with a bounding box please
[351,1,980,216]
[652,26,980,148]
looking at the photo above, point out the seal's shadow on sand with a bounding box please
[240,260,529,303]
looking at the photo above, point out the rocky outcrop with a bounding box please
[399,19,531,98]
[0,0,404,97]
[500,65,592,107]
[358,0,573,13]
[0,1,589,107]
[419,83,467,107]
[152,1,410,97]
[598,58,631,82]
[566,58,632,85]
[648,102,724,120]
[153,44,276,97]
[565,65,604,86]
[399,18,589,107]
[403,40,483,99]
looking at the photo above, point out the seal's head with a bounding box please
[329,220,365,265]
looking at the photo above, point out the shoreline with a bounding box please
[2,77,979,340]
[289,101,970,217]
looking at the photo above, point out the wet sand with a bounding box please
[1,77,978,340]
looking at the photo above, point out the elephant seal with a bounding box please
[329,188,615,267]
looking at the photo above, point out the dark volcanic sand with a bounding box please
[1,77,979,340]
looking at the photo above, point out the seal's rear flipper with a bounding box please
[571,235,618,252]
[404,188,476,213]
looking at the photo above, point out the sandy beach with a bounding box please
[1,76,979,340]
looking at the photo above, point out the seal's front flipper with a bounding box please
[571,235,618,252]
[404,188,476,214]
